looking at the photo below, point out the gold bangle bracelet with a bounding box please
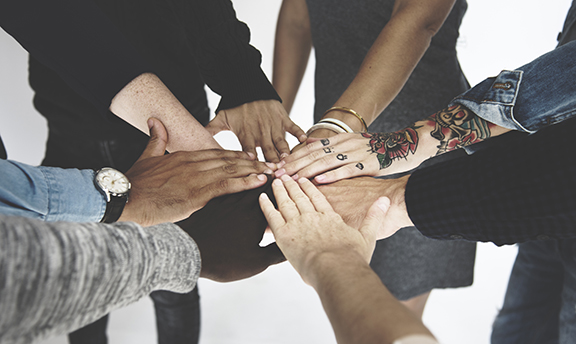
[323,106,368,132]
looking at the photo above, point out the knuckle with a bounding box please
[222,164,239,174]
[216,178,230,191]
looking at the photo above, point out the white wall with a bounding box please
[0,0,571,343]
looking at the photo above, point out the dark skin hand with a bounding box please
[206,99,307,162]
[177,176,286,282]
[119,118,275,226]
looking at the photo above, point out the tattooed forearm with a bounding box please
[427,104,492,154]
[362,125,420,169]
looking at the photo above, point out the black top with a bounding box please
[407,117,576,246]
[0,0,151,114]
[27,0,281,141]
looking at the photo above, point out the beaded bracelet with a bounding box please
[323,106,368,132]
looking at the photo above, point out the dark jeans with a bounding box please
[42,132,201,344]
[491,240,576,344]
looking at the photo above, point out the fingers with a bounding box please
[279,175,316,214]
[313,163,370,184]
[282,116,307,143]
[270,177,301,221]
[259,193,287,233]
[205,115,226,136]
[358,197,390,245]
[297,177,334,213]
[137,117,168,160]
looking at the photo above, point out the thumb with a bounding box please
[138,117,168,160]
[205,113,226,136]
[358,197,390,243]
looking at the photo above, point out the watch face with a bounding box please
[96,168,130,195]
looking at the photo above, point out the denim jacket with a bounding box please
[451,41,576,134]
[0,159,105,222]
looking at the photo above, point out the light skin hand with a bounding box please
[205,99,307,163]
[279,104,511,183]
[119,118,274,226]
[317,176,412,240]
[259,175,390,285]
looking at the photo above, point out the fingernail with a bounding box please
[257,174,267,181]
[265,162,277,170]
[315,174,326,182]
[247,152,256,160]
[275,169,286,177]
[376,197,391,212]
[280,152,289,159]
[291,174,299,180]
[277,160,286,169]
[264,169,273,175]
[298,177,309,184]
[147,118,154,130]
[260,192,269,200]
[299,134,307,142]
[281,174,291,182]
[273,178,283,186]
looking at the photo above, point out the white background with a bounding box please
[0,0,571,343]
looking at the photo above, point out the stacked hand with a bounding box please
[178,177,285,282]
[276,130,428,183]
[206,99,307,163]
[120,118,275,226]
[259,175,390,285]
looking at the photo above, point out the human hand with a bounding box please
[206,99,307,162]
[290,126,339,154]
[317,176,412,240]
[278,126,432,182]
[178,177,285,282]
[120,118,275,226]
[259,175,390,285]
[277,133,377,182]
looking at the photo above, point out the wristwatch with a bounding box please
[94,167,131,223]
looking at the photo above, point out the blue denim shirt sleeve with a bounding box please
[0,159,106,222]
[449,41,576,133]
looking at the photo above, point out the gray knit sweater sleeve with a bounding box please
[0,215,201,344]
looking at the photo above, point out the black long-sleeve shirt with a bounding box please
[407,117,576,246]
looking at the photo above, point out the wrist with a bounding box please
[304,250,369,289]
[322,107,368,132]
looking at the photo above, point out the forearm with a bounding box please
[324,0,457,130]
[273,0,313,113]
[365,104,509,176]
[0,216,200,343]
[310,253,433,344]
[110,73,220,152]
[406,117,576,246]
[0,160,105,222]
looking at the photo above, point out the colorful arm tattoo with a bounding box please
[362,125,420,169]
[363,104,494,170]
[428,104,492,154]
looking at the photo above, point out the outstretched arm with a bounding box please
[260,176,436,344]
[306,0,457,139]
[278,103,510,182]
[272,0,313,114]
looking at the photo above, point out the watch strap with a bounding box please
[101,194,128,223]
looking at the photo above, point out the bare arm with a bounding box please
[278,104,510,182]
[260,176,435,344]
[110,73,221,152]
[272,0,313,114]
[308,0,457,138]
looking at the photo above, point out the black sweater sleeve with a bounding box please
[406,117,576,246]
[0,0,152,114]
[177,0,281,113]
